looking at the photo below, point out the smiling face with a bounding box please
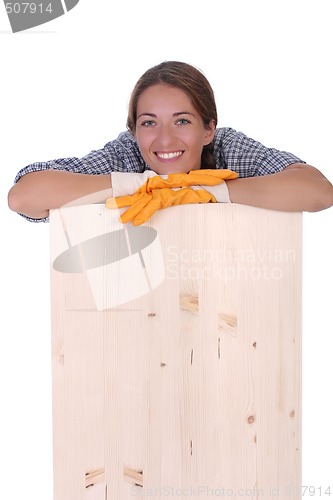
[134,84,215,174]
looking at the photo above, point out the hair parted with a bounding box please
[127,61,218,169]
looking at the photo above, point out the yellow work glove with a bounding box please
[105,168,238,225]
[107,187,217,226]
[144,168,238,191]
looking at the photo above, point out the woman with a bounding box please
[8,61,333,222]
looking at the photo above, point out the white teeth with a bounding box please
[157,151,183,159]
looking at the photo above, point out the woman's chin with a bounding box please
[149,163,198,175]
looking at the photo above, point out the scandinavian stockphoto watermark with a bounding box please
[52,201,165,310]
[51,192,297,310]
[130,485,265,497]
[3,0,79,32]
[166,245,296,282]
[130,484,333,497]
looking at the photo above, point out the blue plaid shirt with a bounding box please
[14,127,304,222]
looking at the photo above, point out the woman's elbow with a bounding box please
[289,164,333,212]
[310,180,333,212]
[8,184,23,214]
[8,182,49,219]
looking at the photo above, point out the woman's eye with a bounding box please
[176,118,190,125]
[141,120,155,127]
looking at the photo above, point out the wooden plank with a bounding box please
[50,203,302,500]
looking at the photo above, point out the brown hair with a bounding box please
[127,61,218,169]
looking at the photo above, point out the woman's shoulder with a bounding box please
[103,131,146,171]
[213,127,244,144]
[105,130,138,151]
[212,127,244,169]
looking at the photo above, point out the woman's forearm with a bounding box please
[227,163,333,212]
[8,163,333,220]
[8,170,112,219]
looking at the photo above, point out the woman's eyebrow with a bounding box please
[173,111,196,117]
[137,113,156,119]
[137,111,196,119]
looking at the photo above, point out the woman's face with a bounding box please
[134,83,215,174]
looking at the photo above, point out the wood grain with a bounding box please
[50,203,302,499]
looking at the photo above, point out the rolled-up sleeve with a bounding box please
[14,131,147,184]
[13,132,148,222]
[214,128,305,177]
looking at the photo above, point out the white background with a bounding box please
[1,0,332,498]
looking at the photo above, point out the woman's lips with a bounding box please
[155,151,184,160]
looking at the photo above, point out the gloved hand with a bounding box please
[106,168,238,225]
[106,186,217,226]
[111,171,158,197]
[110,169,237,198]
[119,168,238,203]
[143,168,238,192]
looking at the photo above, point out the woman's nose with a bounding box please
[156,125,177,148]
